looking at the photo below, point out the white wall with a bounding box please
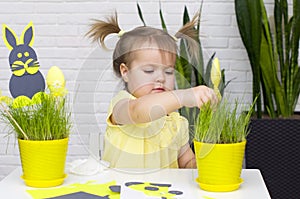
[0,0,299,180]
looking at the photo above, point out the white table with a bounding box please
[0,167,270,199]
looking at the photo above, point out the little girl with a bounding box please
[87,13,218,168]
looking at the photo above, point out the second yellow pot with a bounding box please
[194,140,246,192]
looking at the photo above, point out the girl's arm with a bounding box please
[112,86,217,125]
[178,143,196,168]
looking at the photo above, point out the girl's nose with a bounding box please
[155,70,165,82]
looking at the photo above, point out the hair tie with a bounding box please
[171,35,178,42]
[118,30,126,37]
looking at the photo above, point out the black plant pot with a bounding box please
[246,115,300,199]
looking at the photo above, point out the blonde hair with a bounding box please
[86,12,200,78]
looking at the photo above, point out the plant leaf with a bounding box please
[137,3,146,26]
[235,0,262,117]
[159,1,167,32]
[203,52,216,87]
[290,0,300,112]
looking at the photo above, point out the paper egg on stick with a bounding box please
[46,66,66,96]
[210,57,222,100]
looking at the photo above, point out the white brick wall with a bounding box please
[0,0,299,180]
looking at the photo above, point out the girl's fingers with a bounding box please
[198,94,210,108]
[198,88,218,108]
[189,86,219,108]
[208,88,219,104]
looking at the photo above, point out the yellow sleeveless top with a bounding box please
[103,90,189,168]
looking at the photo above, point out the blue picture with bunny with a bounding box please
[2,21,45,99]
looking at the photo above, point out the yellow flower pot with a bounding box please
[194,140,246,192]
[18,138,68,188]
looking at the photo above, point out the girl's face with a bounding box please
[120,49,176,98]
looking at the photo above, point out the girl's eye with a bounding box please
[144,70,153,73]
[165,68,174,75]
[143,68,154,73]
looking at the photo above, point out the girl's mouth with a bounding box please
[152,88,165,92]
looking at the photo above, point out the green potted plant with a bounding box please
[235,0,300,119]
[0,66,71,188]
[193,99,255,192]
[235,1,300,198]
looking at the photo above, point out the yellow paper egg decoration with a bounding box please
[46,66,67,96]
[210,57,222,100]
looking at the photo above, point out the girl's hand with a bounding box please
[178,143,197,168]
[180,86,219,108]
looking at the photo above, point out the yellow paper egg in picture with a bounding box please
[46,66,66,96]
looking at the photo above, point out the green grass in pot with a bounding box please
[1,92,72,141]
[194,99,255,144]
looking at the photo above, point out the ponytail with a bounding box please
[175,12,200,66]
[86,12,121,48]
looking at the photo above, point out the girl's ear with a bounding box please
[2,24,18,50]
[120,63,129,82]
[20,21,34,46]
